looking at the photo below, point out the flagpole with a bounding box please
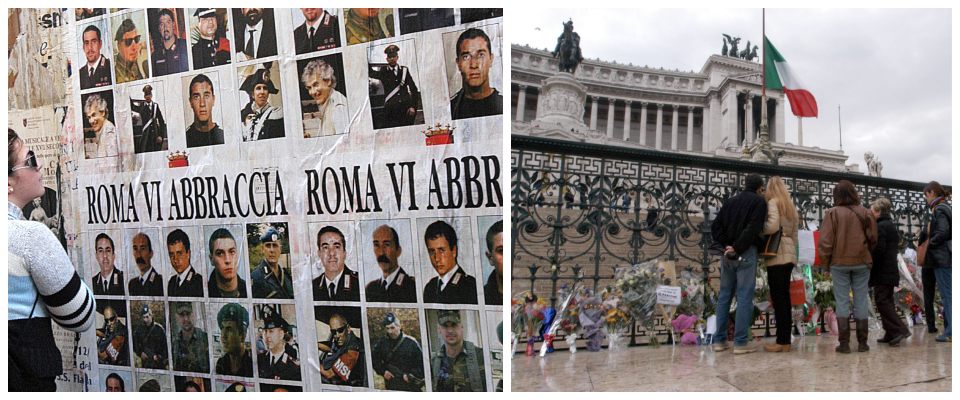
[758,8,771,156]
[838,104,843,150]
[798,116,803,146]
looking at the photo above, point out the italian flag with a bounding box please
[764,36,818,118]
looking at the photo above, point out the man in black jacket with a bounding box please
[233,8,277,60]
[709,174,767,354]
[372,312,424,391]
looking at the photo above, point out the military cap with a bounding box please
[140,303,152,316]
[226,382,246,392]
[193,8,217,18]
[175,302,193,315]
[437,310,461,326]
[142,85,153,95]
[261,310,289,331]
[384,44,399,56]
[259,226,280,243]
[139,379,160,392]
[218,303,249,330]
[382,312,399,326]
[239,67,279,94]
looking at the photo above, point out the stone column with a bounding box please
[606,98,616,138]
[654,103,664,149]
[744,95,754,145]
[515,85,527,122]
[623,100,633,142]
[686,106,695,151]
[639,102,649,146]
[670,104,679,150]
[589,96,599,130]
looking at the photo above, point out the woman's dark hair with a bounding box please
[833,180,860,206]
[923,181,951,200]
[9,128,22,173]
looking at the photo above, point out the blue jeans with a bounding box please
[831,264,871,320]
[715,246,758,346]
[934,268,952,337]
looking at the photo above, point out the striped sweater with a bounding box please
[8,201,95,331]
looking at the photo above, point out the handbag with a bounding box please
[760,227,783,257]
[917,221,931,266]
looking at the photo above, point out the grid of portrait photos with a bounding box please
[81,8,503,392]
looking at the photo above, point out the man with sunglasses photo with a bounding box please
[114,17,149,84]
[318,313,365,386]
[450,28,502,120]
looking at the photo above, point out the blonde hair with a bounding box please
[764,176,799,223]
[870,197,892,216]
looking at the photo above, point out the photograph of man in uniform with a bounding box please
[148,8,188,76]
[372,312,425,391]
[312,225,360,302]
[482,220,503,306]
[190,8,230,69]
[369,43,422,129]
[184,73,225,148]
[460,8,503,24]
[76,8,105,21]
[399,8,455,34]
[344,8,394,45]
[239,63,284,142]
[430,310,486,392]
[166,228,204,297]
[113,15,149,84]
[232,8,277,61]
[365,224,416,303]
[298,55,349,137]
[97,302,129,366]
[93,232,125,296]
[79,24,112,89]
[293,8,341,54]
[422,220,479,304]
[257,306,301,381]
[215,303,254,378]
[82,91,118,159]
[170,302,210,373]
[132,302,169,369]
[316,309,365,386]
[249,224,293,299]
[131,84,168,153]
[104,372,127,392]
[448,27,502,120]
[175,376,210,392]
[207,228,248,298]
[128,232,164,296]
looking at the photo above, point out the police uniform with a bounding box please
[483,271,502,306]
[345,8,393,45]
[151,38,188,76]
[239,67,284,141]
[133,305,169,369]
[185,124,225,148]
[208,271,248,298]
[257,313,301,381]
[293,11,341,54]
[167,266,204,297]
[135,86,167,154]
[312,267,360,301]
[374,45,421,129]
[93,268,125,296]
[215,303,254,377]
[171,303,210,373]
[128,266,164,296]
[450,88,503,120]
[365,267,417,303]
[431,311,486,392]
[320,329,365,386]
[80,55,112,90]
[251,227,294,299]
[232,9,278,59]
[423,265,479,305]
[372,313,425,391]
[191,9,231,69]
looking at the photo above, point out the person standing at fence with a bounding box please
[760,176,799,352]
[818,180,877,353]
[918,181,952,343]
[869,197,911,346]
[710,174,768,354]
[9,128,96,391]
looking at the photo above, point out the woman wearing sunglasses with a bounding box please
[8,128,96,391]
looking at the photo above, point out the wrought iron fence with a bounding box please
[512,135,942,347]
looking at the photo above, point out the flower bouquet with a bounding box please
[511,291,548,356]
[600,286,631,350]
[540,283,581,356]
[754,264,771,312]
[673,270,705,345]
[579,293,605,351]
[612,260,662,346]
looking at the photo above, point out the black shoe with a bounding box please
[888,333,905,346]
[928,327,939,334]
[877,335,894,343]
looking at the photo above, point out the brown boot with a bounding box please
[836,317,851,353]
[857,319,870,352]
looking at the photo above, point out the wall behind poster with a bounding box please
[59,7,504,392]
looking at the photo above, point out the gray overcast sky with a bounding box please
[511,8,952,185]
